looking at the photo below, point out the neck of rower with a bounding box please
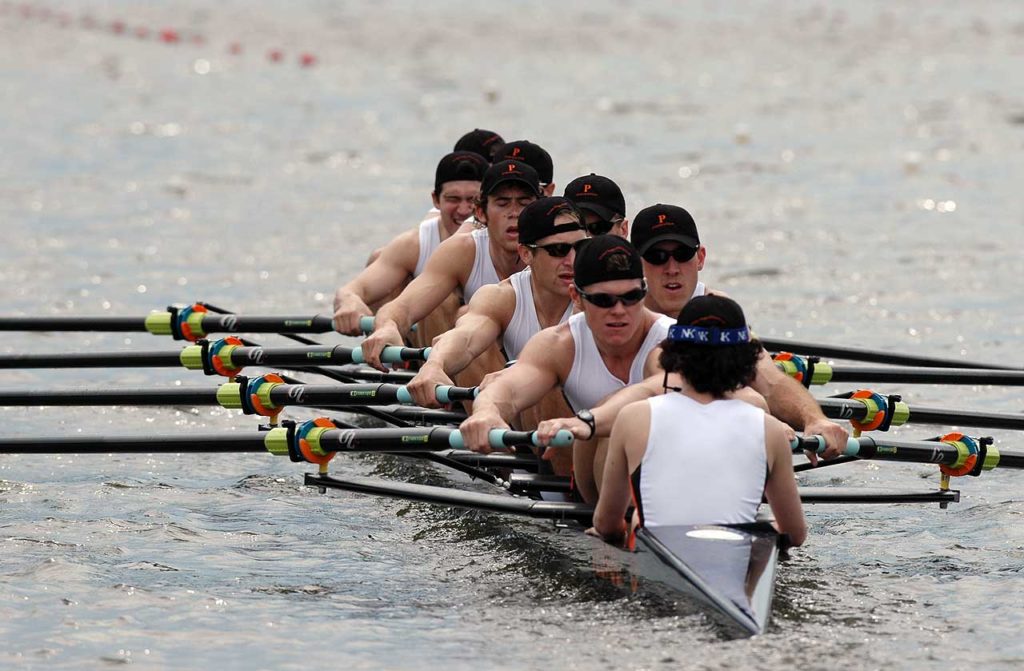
[438,217,462,241]
[528,268,571,327]
[488,236,525,280]
[596,310,656,383]
[643,294,675,320]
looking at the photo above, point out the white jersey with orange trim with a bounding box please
[562,312,674,411]
[463,228,500,303]
[501,268,574,361]
[632,393,767,528]
[413,217,443,278]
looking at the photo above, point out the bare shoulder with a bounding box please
[517,321,576,377]
[464,281,517,325]
[705,287,730,298]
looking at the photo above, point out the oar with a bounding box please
[0,382,476,411]
[0,309,336,340]
[761,336,1018,370]
[818,396,1024,432]
[775,355,1024,386]
[0,426,574,455]
[793,434,1024,471]
[0,343,429,372]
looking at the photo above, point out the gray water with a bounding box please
[2,1,1024,668]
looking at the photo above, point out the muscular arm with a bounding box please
[593,401,649,542]
[763,415,807,546]
[359,235,475,370]
[750,350,848,459]
[458,327,569,452]
[332,229,420,335]
[407,284,511,407]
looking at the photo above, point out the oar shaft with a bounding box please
[0,351,184,369]
[760,336,1016,370]
[0,388,218,406]
[794,435,1024,469]
[0,433,266,453]
[818,397,1024,431]
[825,366,1024,386]
[0,316,147,331]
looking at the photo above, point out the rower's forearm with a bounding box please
[765,375,826,430]
[428,329,486,378]
[592,382,657,437]
[375,301,415,334]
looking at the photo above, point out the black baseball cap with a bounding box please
[630,204,700,254]
[434,151,489,194]
[573,235,644,289]
[454,128,505,161]
[495,140,554,185]
[562,174,626,221]
[481,160,542,197]
[518,197,585,245]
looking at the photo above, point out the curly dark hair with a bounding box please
[658,337,762,398]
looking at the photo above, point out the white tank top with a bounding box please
[692,281,706,299]
[634,394,767,528]
[501,268,574,361]
[463,228,501,303]
[413,217,443,278]
[562,312,675,411]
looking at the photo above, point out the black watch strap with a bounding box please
[575,409,596,440]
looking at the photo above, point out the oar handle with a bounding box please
[791,435,860,456]
[448,429,574,449]
[351,345,430,364]
[358,316,417,335]
[392,385,478,405]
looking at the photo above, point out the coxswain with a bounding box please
[458,235,673,502]
[359,160,543,370]
[593,295,806,548]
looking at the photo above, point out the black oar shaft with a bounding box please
[826,366,1024,386]
[761,336,1015,370]
[818,398,1024,431]
[0,388,218,406]
[0,316,147,331]
[0,433,266,453]
[0,351,183,369]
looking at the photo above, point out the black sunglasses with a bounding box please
[576,283,648,308]
[641,246,697,265]
[585,216,624,236]
[525,239,588,258]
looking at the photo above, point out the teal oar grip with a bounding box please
[359,316,417,335]
[447,429,575,449]
[351,346,430,364]
[792,435,861,456]
[435,386,478,404]
[396,387,413,404]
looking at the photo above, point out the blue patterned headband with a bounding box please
[667,324,751,346]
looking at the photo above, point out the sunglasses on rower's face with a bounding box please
[525,239,588,258]
[577,284,648,309]
[641,246,698,265]
[585,216,624,236]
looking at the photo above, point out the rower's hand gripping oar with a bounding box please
[358,315,416,336]
[263,422,574,475]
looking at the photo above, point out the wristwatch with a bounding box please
[575,408,596,440]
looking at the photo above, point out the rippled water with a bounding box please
[2,1,1024,669]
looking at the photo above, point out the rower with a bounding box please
[359,159,543,370]
[458,235,673,502]
[332,151,488,337]
[406,197,588,472]
[495,140,557,196]
[593,295,806,548]
[563,173,629,237]
[535,204,849,460]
